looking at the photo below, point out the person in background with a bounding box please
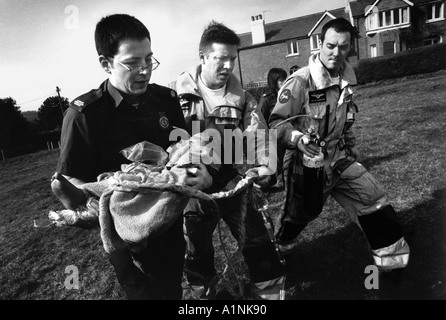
[258,68,287,124]
[258,68,288,189]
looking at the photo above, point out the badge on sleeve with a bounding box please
[279,89,291,104]
[158,112,170,129]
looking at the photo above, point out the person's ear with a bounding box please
[99,55,112,74]
[199,51,206,64]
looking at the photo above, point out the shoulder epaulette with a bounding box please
[150,83,178,99]
[70,88,103,112]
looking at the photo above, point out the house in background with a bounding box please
[352,0,446,58]
[235,0,445,89]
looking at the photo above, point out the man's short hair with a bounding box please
[95,14,151,57]
[320,17,358,43]
[199,21,241,53]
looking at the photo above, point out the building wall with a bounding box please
[427,19,446,40]
[236,40,311,86]
[355,16,369,58]
[236,1,446,86]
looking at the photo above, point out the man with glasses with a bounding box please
[52,14,212,299]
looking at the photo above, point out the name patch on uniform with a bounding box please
[309,90,327,103]
[279,89,291,104]
[158,112,170,129]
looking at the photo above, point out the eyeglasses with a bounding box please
[113,56,160,73]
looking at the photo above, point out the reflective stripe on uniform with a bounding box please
[372,237,410,270]
[251,275,286,300]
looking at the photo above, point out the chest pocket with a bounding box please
[304,89,331,137]
[207,106,242,131]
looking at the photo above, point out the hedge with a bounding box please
[354,43,446,84]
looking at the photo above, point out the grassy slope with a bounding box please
[0,71,445,300]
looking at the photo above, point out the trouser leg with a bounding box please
[357,204,410,270]
[222,193,286,300]
[331,162,410,270]
[109,216,185,300]
[183,199,220,299]
[276,151,324,244]
[282,149,295,188]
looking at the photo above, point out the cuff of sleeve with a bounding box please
[287,130,303,148]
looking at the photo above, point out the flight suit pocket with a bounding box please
[339,162,385,205]
[304,102,329,136]
[304,88,330,134]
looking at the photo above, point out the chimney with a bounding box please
[345,0,352,14]
[345,0,354,25]
[251,14,265,45]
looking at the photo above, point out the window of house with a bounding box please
[402,7,409,23]
[286,39,299,55]
[385,10,392,25]
[426,2,444,21]
[367,7,410,31]
[311,34,320,51]
[370,44,377,57]
[394,10,400,24]
[367,7,379,30]
[423,35,442,45]
[383,41,395,55]
[379,11,385,27]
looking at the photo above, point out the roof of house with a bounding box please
[349,0,433,17]
[238,7,348,49]
[349,0,376,17]
[238,0,437,49]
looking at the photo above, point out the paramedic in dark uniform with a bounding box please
[53,14,212,299]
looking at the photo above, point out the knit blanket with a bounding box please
[91,164,211,253]
[47,139,254,253]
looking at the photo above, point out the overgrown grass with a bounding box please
[1,71,445,300]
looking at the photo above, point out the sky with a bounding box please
[0,0,346,112]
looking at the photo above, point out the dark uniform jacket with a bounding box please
[57,80,186,182]
[257,90,277,127]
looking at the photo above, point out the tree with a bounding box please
[0,97,31,149]
[37,96,69,131]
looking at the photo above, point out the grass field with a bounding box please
[1,71,445,300]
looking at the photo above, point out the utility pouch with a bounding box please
[332,156,356,175]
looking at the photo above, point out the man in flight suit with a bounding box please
[269,18,410,273]
[171,21,285,300]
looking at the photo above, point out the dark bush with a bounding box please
[354,43,446,84]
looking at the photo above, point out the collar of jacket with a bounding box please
[309,54,357,91]
[175,65,245,110]
[105,79,153,108]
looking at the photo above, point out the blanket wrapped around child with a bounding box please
[47,136,253,254]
